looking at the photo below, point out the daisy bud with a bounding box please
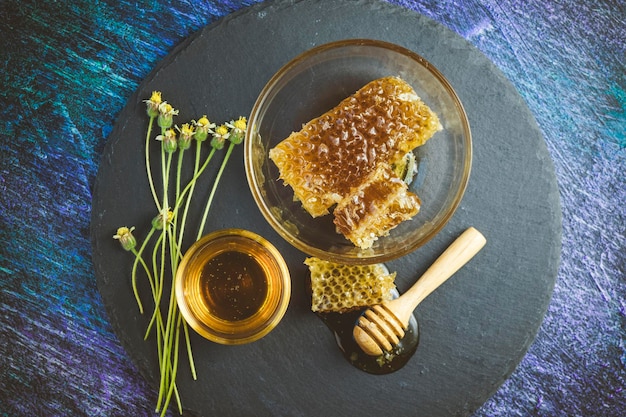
[113,227,136,251]
[227,117,247,145]
[152,209,174,230]
[157,102,179,129]
[211,124,229,150]
[176,123,194,150]
[143,91,162,118]
[156,129,178,153]
[193,115,215,142]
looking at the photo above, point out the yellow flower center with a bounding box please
[116,227,130,237]
[233,117,247,131]
[216,125,229,136]
[150,91,162,104]
[180,123,195,136]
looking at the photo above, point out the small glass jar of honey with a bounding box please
[175,229,291,345]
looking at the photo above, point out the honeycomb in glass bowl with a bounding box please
[333,163,421,249]
[269,76,441,248]
[305,257,396,313]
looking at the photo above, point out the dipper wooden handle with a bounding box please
[354,227,486,356]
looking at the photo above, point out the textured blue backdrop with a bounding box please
[0,0,624,416]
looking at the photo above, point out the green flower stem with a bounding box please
[143,230,166,395]
[175,141,200,251]
[160,313,184,417]
[171,141,205,383]
[144,299,162,340]
[155,142,175,413]
[144,281,166,341]
[173,146,217,211]
[155,244,171,411]
[157,228,167,317]
[130,227,157,314]
[154,227,168,398]
[157,300,178,413]
[151,232,165,308]
[162,147,173,218]
[156,145,175,411]
[171,149,186,245]
[147,232,166,363]
[176,149,185,199]
[196,141,237,240]
[183,319,197,380]
[154,311,164,382]
[175,142,213,255]
[145,116,161,211]
[157,226,182,414]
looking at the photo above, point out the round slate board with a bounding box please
[90,0,562,416]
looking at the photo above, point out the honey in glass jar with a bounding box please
[176,229,291,345]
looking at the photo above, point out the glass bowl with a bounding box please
[175,229,291,345]
[245,39,471,264]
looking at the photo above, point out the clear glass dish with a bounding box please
[245,39,471,264]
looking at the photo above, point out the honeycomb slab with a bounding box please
[334,163,421,249]
[269,76,441,248]
[306,257,396,313]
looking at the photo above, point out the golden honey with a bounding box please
[175,229,290,345]
[199,250,268,321]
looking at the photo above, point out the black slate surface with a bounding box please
[90,0,562,416]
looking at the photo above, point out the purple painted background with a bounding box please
[0,0,624,416]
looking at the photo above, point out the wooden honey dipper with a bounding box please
[353,227,487,356]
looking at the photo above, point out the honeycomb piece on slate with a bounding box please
[306,257,396,313]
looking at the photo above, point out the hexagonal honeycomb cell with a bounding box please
[305,257,396,313]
